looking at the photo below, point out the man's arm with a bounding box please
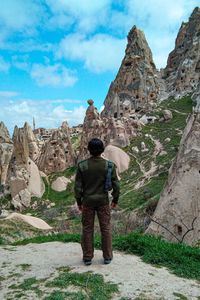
[111,164,120,206]
[74,165,83,208]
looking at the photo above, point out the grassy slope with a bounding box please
[119,96,193,211]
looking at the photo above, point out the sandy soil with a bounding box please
[0,242,200,299]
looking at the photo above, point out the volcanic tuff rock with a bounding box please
[7,124,44,210]
[146,113,200,245]
[79,100,142,159]
[23,122,39,162]
[164,7,200,98]
[102,26,161,118]
[37,121,75,174]
[0,122,13,185]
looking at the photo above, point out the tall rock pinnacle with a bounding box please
[102,26,160,117]
[164,7,200,98]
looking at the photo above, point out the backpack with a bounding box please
[104,160,113,192]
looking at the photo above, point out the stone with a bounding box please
[78,100,141,159]
[0,122,13,185]
[37,122,75,174]
[163,110,173,121]
[10,177,27,198]
[11,189,31,210]
[103,144,130,175]
[146,113,200,245]
[27,158,45,198]
[102,26,161,118]
[51,176,71,192]
[165,138,171,142]
[5,212,52,230]
[164,7,200,98]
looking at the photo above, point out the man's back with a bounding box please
[75,156,119,207]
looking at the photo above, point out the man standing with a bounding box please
[74,138,120,266]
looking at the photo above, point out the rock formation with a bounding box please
[8,124,44,210]
[102,26,161,118]
[146,113,200,245]
[24,122,39,162]
[79,100,142,159]
[0,122,13,186]
[164,7,200,98]
[37,121,75,174]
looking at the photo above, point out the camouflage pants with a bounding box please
[81,204,113,260]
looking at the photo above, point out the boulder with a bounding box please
[103,144,130,175]
[51,176,71,192]
[163,109,173,121]
[5,212,52,230]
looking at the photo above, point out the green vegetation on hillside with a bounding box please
[119,96,193,211]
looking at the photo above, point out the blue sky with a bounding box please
[0,0,199,133]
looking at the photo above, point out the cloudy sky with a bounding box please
[0,0,199,133]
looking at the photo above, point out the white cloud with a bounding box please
[0,0,44,33]
[0,91,18,97]
[58,33,126,73]
[46,0,111,32]
[0,98,86,133]
[0,56,10,72]
[109,0,200,68]
[30,63,78,87]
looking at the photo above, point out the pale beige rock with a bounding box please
[10,177,27,198]
[37,122,75,174]
[163,109,173,121]
[103,144,130,174]
[0,122,13,185]
[79,100,141,160]
[11,189,31,210]
[147,113,200,245]
[5,212,52,230]
[51,176,71,192]
[164,8,200,98]
[27,158,45,198]
[102,26,160,118]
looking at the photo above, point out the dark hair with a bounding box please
[88,138,104,156]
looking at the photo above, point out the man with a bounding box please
[74,138,120,266]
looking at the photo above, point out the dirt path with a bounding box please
[0,242,200,300]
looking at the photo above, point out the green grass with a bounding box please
[13,231,200,281]
[45,268,118,300]
[6,266,118,300]
[119,96,193,210]
[173,292,188,300]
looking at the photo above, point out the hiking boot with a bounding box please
[104,258,112,264]
[83,259,92,266]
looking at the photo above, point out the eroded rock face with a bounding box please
[79,100,142,159]
[164,7,200,98]
[102,26,161,118]
[24,122,39,162]
[0,122,13,185]
[146,113,200,245]
[37,122,75,174]
[8,124,44,210]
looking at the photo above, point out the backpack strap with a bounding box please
[104,160,114,192]
[78,159,89,172]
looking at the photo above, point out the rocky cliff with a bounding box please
[102,26,161,118]
[146,113,200,245]
[164,7,200,99]
[37,121,75,174]
[0,122,13,186]
[79,99,142,159]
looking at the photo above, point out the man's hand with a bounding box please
[111,201,117,209]
[78,205,83,212]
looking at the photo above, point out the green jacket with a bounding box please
[74,156,120,207]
